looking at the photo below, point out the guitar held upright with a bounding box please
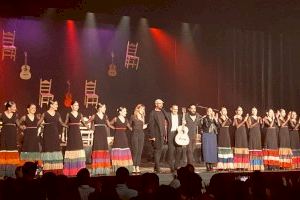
[175,107,190,146]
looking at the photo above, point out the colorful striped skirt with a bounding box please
[234,148,250,169]
[292,149,300,169]
[41,151,63,175]
[111,148,133,173]
[263,149,279,168]
[217,147,234,170]
[63,149,86,176]
[0,150,20,177]
[249,150,264,171]
[279,148,293,169]
[90,150,111,176]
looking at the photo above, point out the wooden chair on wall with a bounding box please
[39,78,54,108]
[2,30,17,61]
[125,41,140,70]
[84,80,99,108]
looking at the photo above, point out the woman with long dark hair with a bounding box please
[233,106,249,170]
[0,101,21,177]
[278,109,293,169]
[130,104,147,173]
[63,101,87,176]
[289,111,300,169]
[38,100,67,174]
[19,104,41,168]
[110,107,133,173]
[263,109,279,170]
[247,107,264,171]
[88,103,113,176]
[202,108,219,171]
[217,107,234,170]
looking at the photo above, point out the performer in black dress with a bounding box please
[63,101,87,176]
[38,100,67,175]
[148,99,168,173]
[88,103,114,175]
[110,107,133,173]
[289,111,300,169]
[217,107,234,170]
[233,106,249,170]
[247,107,264,171]
[0,101,21,177]
[19,104,41,168]
[263,109,279,170]
[278,109,292,169]
[130,104,147,173]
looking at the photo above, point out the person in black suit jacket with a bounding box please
[166,105,184,173]
[149,99,168,173]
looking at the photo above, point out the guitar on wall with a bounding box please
[175,107,190,146]
[107,51,117,77]
[20,51,32,80]
[64,81,73,108]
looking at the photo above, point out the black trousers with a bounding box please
[187,138,197,164]
[153,141,167,171]
[168,131,185,170]
[131,132,144,166]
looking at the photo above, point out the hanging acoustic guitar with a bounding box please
[107,51,117,77]
[64,80,73,108]
[20,51,32,80]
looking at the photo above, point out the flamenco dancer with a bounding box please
[38,100,67,174]
[63,101,88,176]
[0,101,21,177]
[88,103,114,176]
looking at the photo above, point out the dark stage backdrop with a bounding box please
[0,17,300,119]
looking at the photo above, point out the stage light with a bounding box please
[84,12,96,28]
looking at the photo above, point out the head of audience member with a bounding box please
[22,162,37,180]
[4,100,16,113]
[188,104,197,115]
[154,99,164,110]
[156,185,178,200]
[15,166,23,179]
[140,173,160,195]
[170,105,179,115]
[116,167,130,184]
[185,164,195,173]
[96,103,106,114]
[117,107,127,117]
[77,168,91,186]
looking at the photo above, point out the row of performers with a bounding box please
[0,98,300,177]
[0,100,145,177]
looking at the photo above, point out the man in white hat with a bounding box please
[148,99,168,173]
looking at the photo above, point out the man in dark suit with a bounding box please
[166,105,184,173]
[149,99,168,173]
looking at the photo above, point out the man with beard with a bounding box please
[149,99,168,173]
[185,104,202,165]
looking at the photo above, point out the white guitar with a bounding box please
[175,107,190,145]
[20,52,31,80]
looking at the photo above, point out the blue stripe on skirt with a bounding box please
[202,132,218,163]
